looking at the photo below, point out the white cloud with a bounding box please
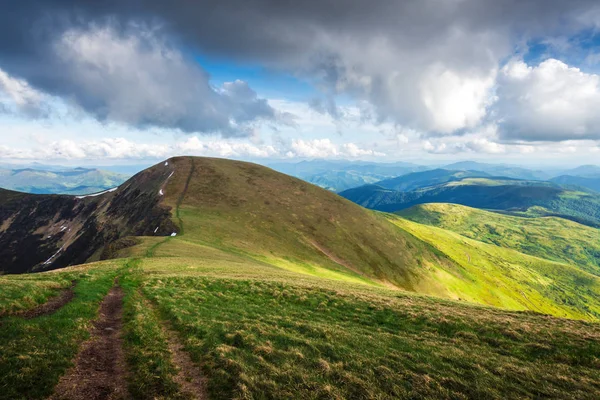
[495,58,600,141]
[53,24,280,136]
[288,139,384,158]
[419,64,496,133]
[0,135,383,161]
[0,68,47,116]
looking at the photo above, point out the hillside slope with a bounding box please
[0,157,458,295]
[146,157,459,292]
[399,203,600,276]
[0,164,178,274]
[5,157,600,321]
[2,258,599,399]
[340,177,600,226]
[376,168,490,191]
[551,175,600,193]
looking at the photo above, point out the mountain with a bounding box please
[340,176,600,226]
[443,161,551,180]
[0,167,129,195]
[3,156,600,319]
[3,156,600,399]
[0,164,178,274]
[558,165,600,178]
[0,157,456,291]
[551,175,600,192]
[268,159,429,191]
[376,168,490,191]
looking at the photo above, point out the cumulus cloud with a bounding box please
[1,0,600,138]
[0,135,383,161]
[48,24,279,136]
[288,139,384,158]
[495,59,600,141]
[0,68,48,117]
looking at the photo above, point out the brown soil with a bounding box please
[6,281,77,319]
[50,283,129,400]
[163,321,207,400]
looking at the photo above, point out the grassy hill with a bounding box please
[551,175,600,193]
[443,161,551,180]
[2,156,600,398]
[399,203,600,276]
[376,168,491,191]
[340,176,600,226]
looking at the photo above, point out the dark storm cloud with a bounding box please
[1,0,600,138]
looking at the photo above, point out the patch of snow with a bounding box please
[167,171,174,179]
[60,225,67,232]
[76,187,118,199]
[43,246,64,265]
[165,161,169,166]
[170,232,177,237]
[159,189,164,196]
[154,227,159,233]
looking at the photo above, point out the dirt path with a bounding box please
[5,280,77,319]
[50,283,129,400]
[162,321,208,399]
[175,158,196,235]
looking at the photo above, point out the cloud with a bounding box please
[48,24,279,136]
[0,68,47,117]
[1,0,600,139]
[288,138,384,158]
[495,58,600,141]
[0,135,383,161]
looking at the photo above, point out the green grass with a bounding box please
[2,252,600,399]
[387,213,600,320]
[0,275,73,316]
[137,260,600,399]
[399,203,600,276]
[120,259,187,399]
[0,260,122,400]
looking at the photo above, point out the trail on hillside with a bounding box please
[176,158,196,235]
[143,296,207,399]
[50,281,129,400]
[2,281,76,319]
[162,319,207,399]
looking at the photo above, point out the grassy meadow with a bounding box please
[2,253,600,399]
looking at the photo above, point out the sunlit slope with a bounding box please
[386,214,600,320]
[131,156,459,294]
[116,157,600,320]
[399,203,600,276]
[3,257,600,399]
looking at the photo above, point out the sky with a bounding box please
[1,1,600,167]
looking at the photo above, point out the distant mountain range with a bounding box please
[0,167,130,195]
[267,160,600,192]
[267,160,428,191]
[340,173,600,227]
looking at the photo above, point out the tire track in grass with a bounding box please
[50,280,129,400]
[1,280,76,319]
[144,297,207,399]
[161,319,207,400]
